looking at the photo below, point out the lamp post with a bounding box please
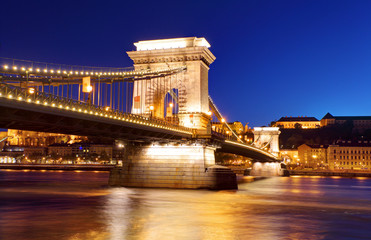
[149,105,154,118]
[87,85,93,105]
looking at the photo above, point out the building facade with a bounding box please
[321,113,371,132]
[328,141,371,170]
[5,129,87,147]
[274,117,320,129]
[297,144,328,169]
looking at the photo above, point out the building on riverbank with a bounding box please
[328,141,371,170]
[297,144,328,169]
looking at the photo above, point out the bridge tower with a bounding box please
[127,37,216,134]
[109,37,237,190]
[252,127,280,156]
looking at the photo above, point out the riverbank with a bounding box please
[0,163,115,171]
[289,170,371,178]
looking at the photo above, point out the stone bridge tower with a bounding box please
[127,37,216,133]
[252,127,281,156]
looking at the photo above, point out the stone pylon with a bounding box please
[127,37,216,134]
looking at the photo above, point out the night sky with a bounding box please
[1,0,371,127]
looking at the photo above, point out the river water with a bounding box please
[0,170,370,240]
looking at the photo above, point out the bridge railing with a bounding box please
[0,83,193,134]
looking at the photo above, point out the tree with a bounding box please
[294,123,302,129]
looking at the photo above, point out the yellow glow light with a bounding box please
[149,106,154,110]
[13,66,17,70]
[36,68,40,72]
[28,88,35,94]
[21,67,26,71]
[87,85,93,92]
[3,65,9,69]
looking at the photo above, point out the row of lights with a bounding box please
[0,88,191,135]
[2,64,185,77]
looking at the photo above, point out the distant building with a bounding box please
[5,129,87,147]
[212,121,253,143]
[24,147,47,157]
[320,113,371,132]
[48,143,73,157]
[274,116,320,129]
[280,148,299,166]
[328,140,371,170]
[48,143,114,161]
[297,144,328,169]
[212,121,245,134]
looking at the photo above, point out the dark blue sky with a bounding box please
[1,0,371,127]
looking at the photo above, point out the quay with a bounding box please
[0,163,115,171]
[289,170,371,178]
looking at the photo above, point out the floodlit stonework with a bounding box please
[127,37,215,133]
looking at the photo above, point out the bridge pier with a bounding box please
[109,142,237,190]
[244,162,289,177]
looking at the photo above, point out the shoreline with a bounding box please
[0,163,115,171]
[289,170,371,178]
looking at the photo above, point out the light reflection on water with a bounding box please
[0,170,371,240]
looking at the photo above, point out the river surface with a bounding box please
[0,170,371,240]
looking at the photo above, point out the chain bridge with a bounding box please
[0,37,281,189]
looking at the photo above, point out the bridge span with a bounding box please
[0,37,281,190]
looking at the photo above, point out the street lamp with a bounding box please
[149,105,154,118]
[28,88,35,94]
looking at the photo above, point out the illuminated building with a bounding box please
[274,116,320,129]
[5,129,87,147]
[212,121,244,134]
[297,144,328,169]
[328,141,371,170]
[48,143,114,162]
[321,113,371,132]
[24,147,47,158]
[279,148,299,166]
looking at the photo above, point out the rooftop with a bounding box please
[134,37,210,51]
[277,116,319,122]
